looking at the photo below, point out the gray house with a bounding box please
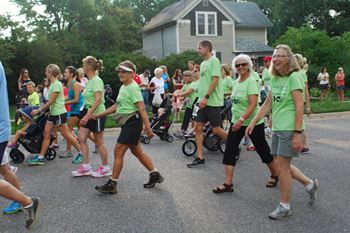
[141,0,274,64]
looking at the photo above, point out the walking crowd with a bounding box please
[1,40,321,229]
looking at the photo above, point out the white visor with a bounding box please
[116,65,134,72]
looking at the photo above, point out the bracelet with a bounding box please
[306,108,311,110]
[239,117,245,122]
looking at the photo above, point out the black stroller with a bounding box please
[140,96,175,144]
[14,89,29,123]
[9,110,57,164]
[181,103,234,157]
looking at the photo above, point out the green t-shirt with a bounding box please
[299,70,308,101]
[270,72,305,131]
[83,76,105,114]
[192,80,199,98]
[252,71,262,103]
[223,76,234,95]
[28,92,40,107]
[116,82,143,114]
[48,80,66,116]
[198,56,223,107]
[230,75,263,126]
[182,81,197,109]
[262,68,271,88]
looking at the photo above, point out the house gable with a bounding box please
[182,0,229,36]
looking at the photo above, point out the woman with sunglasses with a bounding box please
[213,54,279,194]
[247,45,319,220]
[72,56,111,177]
[94,60,164,194]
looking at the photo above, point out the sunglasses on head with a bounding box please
[235,63,248,68]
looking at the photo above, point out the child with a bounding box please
[8,82,40,147]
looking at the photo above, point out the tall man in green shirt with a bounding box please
[187,40,228,168]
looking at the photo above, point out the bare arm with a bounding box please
[94,104,117,118]
[32,92,58,115]
[293,90,304,131]
[232,94,258,132]
[86,91,102,118]
[65,83,80,105]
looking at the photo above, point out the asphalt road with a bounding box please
[1,116,350,233]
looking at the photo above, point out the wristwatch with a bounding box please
[239,117,245,122]
[294,130,302,134]
[205,94,210,99]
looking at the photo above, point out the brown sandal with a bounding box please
[213,183,234,194]
[266,175,279,188]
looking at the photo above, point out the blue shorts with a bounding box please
[336,85,345,91]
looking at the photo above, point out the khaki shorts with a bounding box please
[271,131,303,158]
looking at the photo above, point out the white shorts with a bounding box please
[1,150,9,166]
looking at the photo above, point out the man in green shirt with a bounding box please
[262,56,272,91]
[187,40,227,168]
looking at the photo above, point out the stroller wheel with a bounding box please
[45,148,56,161]
[9,149,25,164]
[166,135,174,143]
[144,137,151,144]
[182,140,197,156]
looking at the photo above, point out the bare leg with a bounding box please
[0,164,21,190]
[130,143,155,171]
[39,123,54,156]
[290,164,312,186]
[78,127,91,164]
[277,156,292,204]
[195,122,204,159]
[93,132,108,165]
[0,180,32,207]
[212,126,228,141]
[111,143,129,179]
[66,117,79,152]
[60,124,80,152]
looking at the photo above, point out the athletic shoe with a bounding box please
[72,164,92,177]
[187,158,205,168]
[24,198,41,230]
[27,156,45,166]
[268,204,292,220]
[301,147,310,154]
[59,151,73,159]
[3,201,23,214]
[72,153,83,164]
[10,166,18,174]
[95,179,117,194]
[49,144,59,149]
[173,130,185,139]
[307,179,319,205]
[247,146,256,151]
[91,165,112,178]
[144,172,164,188]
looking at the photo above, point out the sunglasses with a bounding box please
[235,63,248,68]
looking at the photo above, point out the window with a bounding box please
[195,11,217,36]
[203,0,209,6]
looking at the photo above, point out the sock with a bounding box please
[110,178,118,182]
[38,155,44,159]
[306,180,314,191]
[24,201,33,209]
[280,202,290,210]
[150,168,158,173]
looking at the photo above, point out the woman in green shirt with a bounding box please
[94,60,164,194]
[28,64,82,166]
[213,54,278,194]
[72,56,111,178]
[247,45,319,220]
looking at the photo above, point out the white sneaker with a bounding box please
[91,165,112,178]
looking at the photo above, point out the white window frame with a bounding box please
[195,11,217,36]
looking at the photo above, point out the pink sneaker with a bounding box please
[91,165,112,178]
[72,164,92,177]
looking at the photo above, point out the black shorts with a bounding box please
[79,108,88,119]
[82,117,106,133]
[47,113,68,126]
[319,84,328,90]
[117,115,143,146]
[0,141,7,165]
[196,106,222,127]
[70,113,80,118]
